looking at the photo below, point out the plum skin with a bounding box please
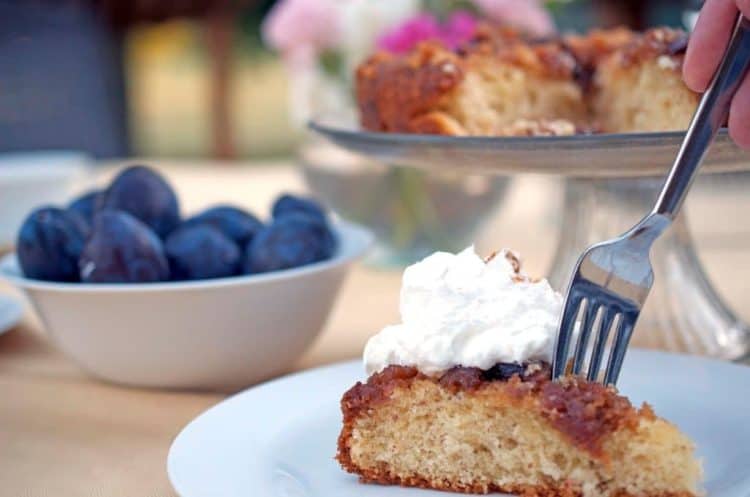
[17,207,88,282]
[100,165,180,238]
[272,194,327,224]
[244,214,336,274]
[67,190,102,228]
[181,205,263,246]
[79,210,170,283]
[19,178,340,284]
[165,225,241,281]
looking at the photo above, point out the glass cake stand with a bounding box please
[311,116,750,361]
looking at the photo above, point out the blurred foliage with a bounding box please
[126,19,299,159]
[237,0,275,52]
[319,51,346,79]
[422,0,477,17]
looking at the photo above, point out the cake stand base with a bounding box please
[548,177,750,360]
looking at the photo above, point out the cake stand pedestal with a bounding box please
[548,177,748,358]
[312,117,750,360]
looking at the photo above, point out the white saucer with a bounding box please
[0,295,22,336]
[168,349,750,497]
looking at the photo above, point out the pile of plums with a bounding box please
[16,165,337,283]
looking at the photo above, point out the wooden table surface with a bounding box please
[2,162,749,497]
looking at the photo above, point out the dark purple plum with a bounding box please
[16,207,88,282]
[272,194,327,224]
[181,205,263,246]
[79,210,169,283]
[244,213,336,274]
[100,165,180,238]
[165,225,241,280]
[482,363,527,381]
[67,189,102,228]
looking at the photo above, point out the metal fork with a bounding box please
[552,14,750,385]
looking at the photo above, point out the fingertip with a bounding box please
[682,64,709,93]
[729,118,750,149]
[683,0,739,92]
[728,71,750,148]
[737,0,750,18]
[682,28,709,91]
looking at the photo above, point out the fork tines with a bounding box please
[552,280,639,385]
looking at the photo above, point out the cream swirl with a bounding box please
[363,247,563,375]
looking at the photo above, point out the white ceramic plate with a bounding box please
[0,295,22,337]
[168,349,750,497]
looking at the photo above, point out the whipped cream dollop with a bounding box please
[363,247,563,376]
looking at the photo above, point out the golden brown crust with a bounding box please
[352,466,587,496]
[612,27,689,69]
[563,27,636,68]
[356,44,465,134]
[356,24,582,134]
[340,365,422,419]
[539,376,652,459]
[465,24,580,79]
[337,367,695,496]
[339,365,650,463]
[349,468,693,497]
[355,26,692,136]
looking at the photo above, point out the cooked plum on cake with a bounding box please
[336,248,702,497]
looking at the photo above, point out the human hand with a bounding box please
[683,0,750,147]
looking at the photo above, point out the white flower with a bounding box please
[262,0,341,57]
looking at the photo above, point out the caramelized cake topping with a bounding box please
[356,25,697,135]
[341,365,421,420]
[341,362,650,458]
[356,44,465,134]
[540,376,650,458]
[614,28,689,68]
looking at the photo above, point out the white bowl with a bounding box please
[0,221,373,391]
[0,151,93,248]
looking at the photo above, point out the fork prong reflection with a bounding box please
[587,307,618,382]
[553,292,584,379]
[604,314,637,385]
[572,300,600,375]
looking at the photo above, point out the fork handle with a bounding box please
[653,13,750,219]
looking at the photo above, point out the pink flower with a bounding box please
[442,11,479,49]
[472,0,555,36]
[376,13,442,54]
[377,11,479,55]
[262,0,341,55]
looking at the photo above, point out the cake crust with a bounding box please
[339,365,648,462]
[612,28,689,68]
[356,44,465,134]
[355,26,698,136]
[356,25,588,135]
[338,365,700,497]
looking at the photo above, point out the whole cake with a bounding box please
[356,26,698,136]
[336,248,702,496]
